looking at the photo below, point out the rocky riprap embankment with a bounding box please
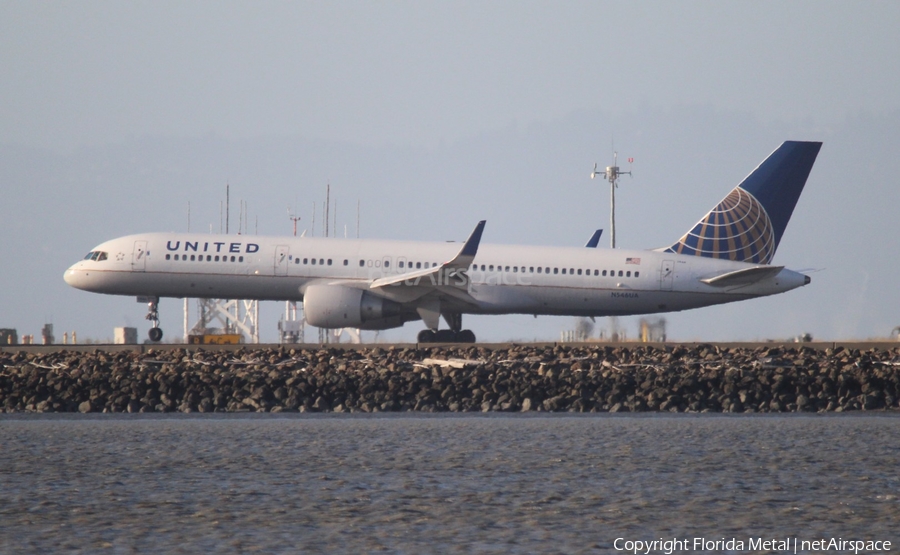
[2,345,899,413]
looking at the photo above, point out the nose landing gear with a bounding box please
[139,296,163,342]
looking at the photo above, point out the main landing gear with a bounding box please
[142,296,163,342]
[416,313,476,343]
[417,329,476,343]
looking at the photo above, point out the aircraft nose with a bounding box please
[64,265,88,290]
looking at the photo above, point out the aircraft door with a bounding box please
[660,260,675,291]
[275,245,290,276]
[132,241,148,272]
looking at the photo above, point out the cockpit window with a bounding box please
[84,251,108,261]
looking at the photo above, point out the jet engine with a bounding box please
[303,284,405,330]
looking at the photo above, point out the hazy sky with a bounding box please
[4,1,897,151]
[2,1,899,343]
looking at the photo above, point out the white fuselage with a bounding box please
[64,232,809,320]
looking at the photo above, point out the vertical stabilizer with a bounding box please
[664,141,821,264]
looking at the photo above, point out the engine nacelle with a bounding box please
[303,284,404,329]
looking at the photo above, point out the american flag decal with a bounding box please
[625,257,641,265]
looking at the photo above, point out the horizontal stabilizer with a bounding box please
[700,265,784,287]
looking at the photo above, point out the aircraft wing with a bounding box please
[369,220,485,297]
[700,265,784,287]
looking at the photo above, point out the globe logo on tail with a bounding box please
[667,187,775,264]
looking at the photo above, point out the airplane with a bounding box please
[64,140,822,343]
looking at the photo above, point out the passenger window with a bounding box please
[214,255,219,261]
[384,261,390,268]
[489,265,494,271]
[343,259,348,266]
[553,268,558,274]
[513,267,518,273]
[635,271,640,278]
[319,259,324,265]
[416,262,421,269]
[626,271,631,277]
[207,255,212,261]
[577,269,582,275]
[166,254,171,260]
[481,265,485,271]
[618,270,623,277]
[359,260,364,267]
[328,259,333,265]
[175,254,180,261]
[239,256,244,262]
[400,261,405,268]
[529,267,534,273]
[505,266,510,272]
[537,267,542,274]
[562,268,566,275]
[311,259,316,265]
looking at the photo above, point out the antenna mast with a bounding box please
[591,152,632,248]
[288,209,301,236]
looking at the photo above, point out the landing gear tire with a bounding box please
[456,329,476,343]
[434,330,456,343]
[148,327,163,342]
[417,329,476,343]
[417,329,436,343]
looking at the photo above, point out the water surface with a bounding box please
[1,414,897,553]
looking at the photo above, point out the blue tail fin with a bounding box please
[664,141,821,264]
